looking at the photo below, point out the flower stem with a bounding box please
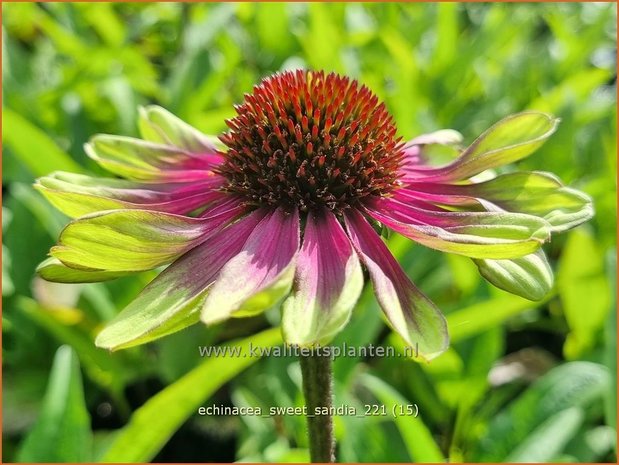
[300,352,335,463]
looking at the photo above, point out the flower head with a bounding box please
[218,70,402,212]
[36,70,593,361]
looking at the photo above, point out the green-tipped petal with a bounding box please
[282,210,363,346]
[95,211,265,350]
[37,257,133,283]
[345,209,448,362]
[406,171,594,233]
[51,210,232,272]
[85,135,216,182]
[35,173,142,217]
[475,250,554,301]
[138,105,222,153]
[367,198,551,260]
[409,112,559,182]
[408,129,464,147]
[34,171,222,218]
[201,208,299,324]
[466,172,594,233]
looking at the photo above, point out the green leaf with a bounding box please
[100,328,282,462]
[473,361,609,461]
[505,407,584,462]
[361,374,445,462]
[449,328,504,457]
[474,249,553,301]
[3,108,85,177]
[17,296,131,391]
[447,293,548,343]
[2,207,15,295]
[564,425,617,462]
[16,346,92,462]
[604,252,616,433]
[557,229,611,358]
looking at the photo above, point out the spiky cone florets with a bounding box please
[217,70,404,212]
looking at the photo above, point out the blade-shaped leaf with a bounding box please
[558,229,611,358]
[100,328,281,462]
[505,407,584,462]
[472,362,609,461]
[17,346,92,462]
[3,108,85,177]
[361,373,445,462]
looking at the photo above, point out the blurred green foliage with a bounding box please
[2,2,616,463]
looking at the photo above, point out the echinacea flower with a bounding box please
[36,70,593,360]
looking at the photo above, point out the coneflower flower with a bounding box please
[36,70,592,360]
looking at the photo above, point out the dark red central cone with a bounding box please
[218,70,403,212]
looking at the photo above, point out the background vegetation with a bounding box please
[2,2,617,463]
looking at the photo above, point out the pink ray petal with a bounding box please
[85,136,222,182]
[202,207,300,324]
[365,197,549,259]
[95,209,267,350]
[282,209,363,346]
[36,172,227,217]
[344,209,448,361]
[401,112,558,183]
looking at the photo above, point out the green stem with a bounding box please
[300,352,335,463]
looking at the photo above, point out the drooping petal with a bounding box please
[201,208,300,324]
[138,105,224,160]
[282,209,363,346]
[95,210,266,350]
[51,205,243,272]
[85,135,218,182]
[474,250,553,301]
[405,112,559,182]
[36,257,132,283]
[344,209,448,361]
[366,197,550,259]
[35,171,226,218]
